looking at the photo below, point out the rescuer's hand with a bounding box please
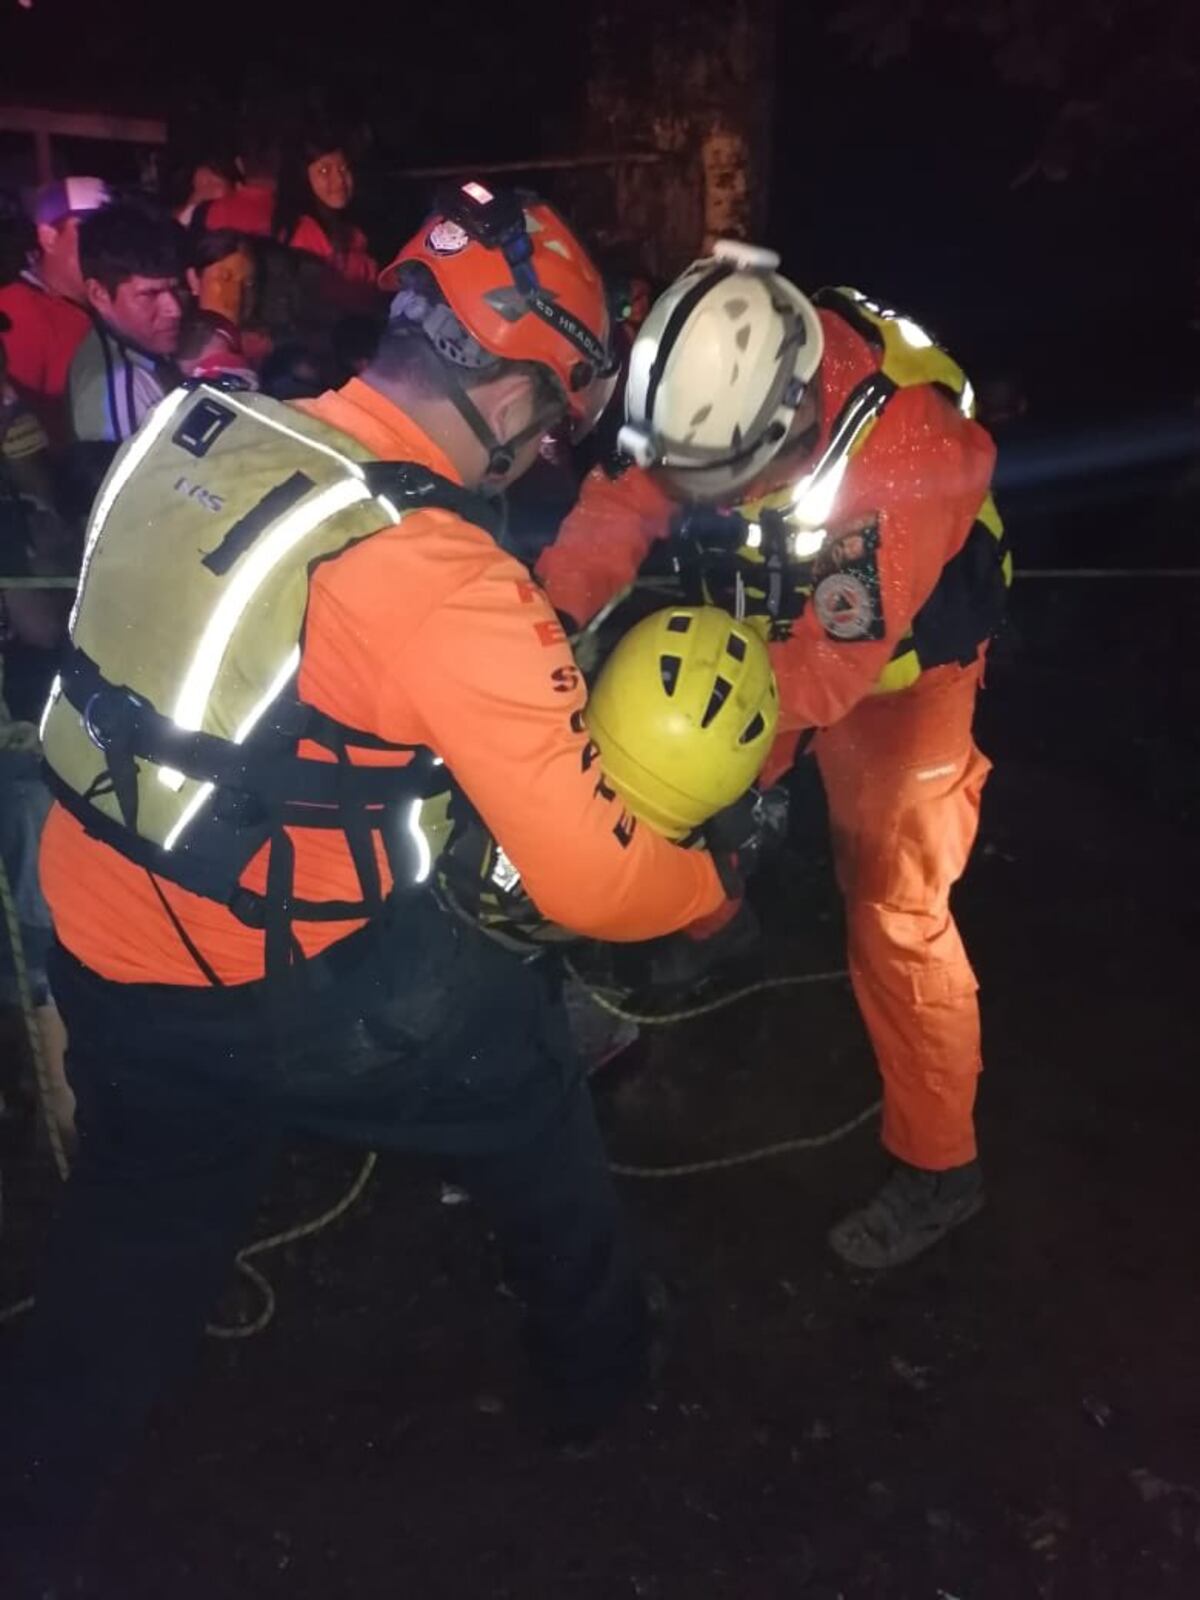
[703,785,789,879]
[643,899,762,991]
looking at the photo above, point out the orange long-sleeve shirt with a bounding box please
[40,378,725,985]
[537,307,996,744]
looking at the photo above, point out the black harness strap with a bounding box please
[145,870,225,986]
[263,825,297,987]
[79,707,141,832]
[324,721,384,918]
[297,704,416,754]
[644,262,735,429]
[61,655,435,811]
[811,287,886,354]
[362,460,501,537]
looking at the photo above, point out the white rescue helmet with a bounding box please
[618,240,824,503]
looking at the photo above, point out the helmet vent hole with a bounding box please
[731,363,740,387]
[735,324,751,352]
[702,677,732,728]
[666,614,692,633]
[724,298,749,320]
[482,288,526,324]
[725,633,747,662]
[660,654,682,695]
[690,403,712,427]
[740,712,766,744]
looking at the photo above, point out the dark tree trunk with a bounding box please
[581,0,778,280]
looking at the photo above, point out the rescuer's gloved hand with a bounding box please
[703,784,789,879]
[633,899,762,996]
[673,504,748,560]
[575,882,761,999]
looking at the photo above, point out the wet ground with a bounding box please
[3,577,1199,1599]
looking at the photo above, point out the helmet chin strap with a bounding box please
[444,377,515,479]
[442,366,564,486]
[393,289,570,484]
[400,326,564,485]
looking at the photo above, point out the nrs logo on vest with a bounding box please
[172,475,225,514]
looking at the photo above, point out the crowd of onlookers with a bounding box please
[3,125,383,454]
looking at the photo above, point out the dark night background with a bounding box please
[3,3,1200,1596]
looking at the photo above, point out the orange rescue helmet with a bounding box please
[379,181,616,437]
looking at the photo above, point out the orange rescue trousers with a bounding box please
[812,656,990,1172]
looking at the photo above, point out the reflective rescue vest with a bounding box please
[41,382,497,979]
[679,287,1011,694]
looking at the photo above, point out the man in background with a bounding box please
[69,202,184,447]
[0,179,110,447]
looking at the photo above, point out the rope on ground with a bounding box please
[563,957,880,1176]
[10,566,1200,599]
[205,1152,378,1340]
[565,961,850,1027]
[0,1292,35,1327]
[0,1148,380,1337]
[0,855,69,1327]
[0,575,79,588]
[1012,568,1200,579]
[0,856,70,1181]
[610,1098,882,1178]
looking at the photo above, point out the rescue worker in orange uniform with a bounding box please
[537,242,1009,1271]
[3,187,739,1582]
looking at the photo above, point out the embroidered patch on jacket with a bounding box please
[811,523,885,642]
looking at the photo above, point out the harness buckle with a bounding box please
[82,686,144,753]
[211,786,267,829]
[268,698,310,741]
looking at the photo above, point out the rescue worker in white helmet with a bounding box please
[537,241,1009,1272]
[4,185,747,1578]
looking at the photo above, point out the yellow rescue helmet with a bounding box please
[585,606,779,838]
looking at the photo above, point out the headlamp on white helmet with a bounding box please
[619,240,824,502]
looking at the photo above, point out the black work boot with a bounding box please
[828,1159,985,1270]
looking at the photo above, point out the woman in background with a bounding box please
[272,136,377,294]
